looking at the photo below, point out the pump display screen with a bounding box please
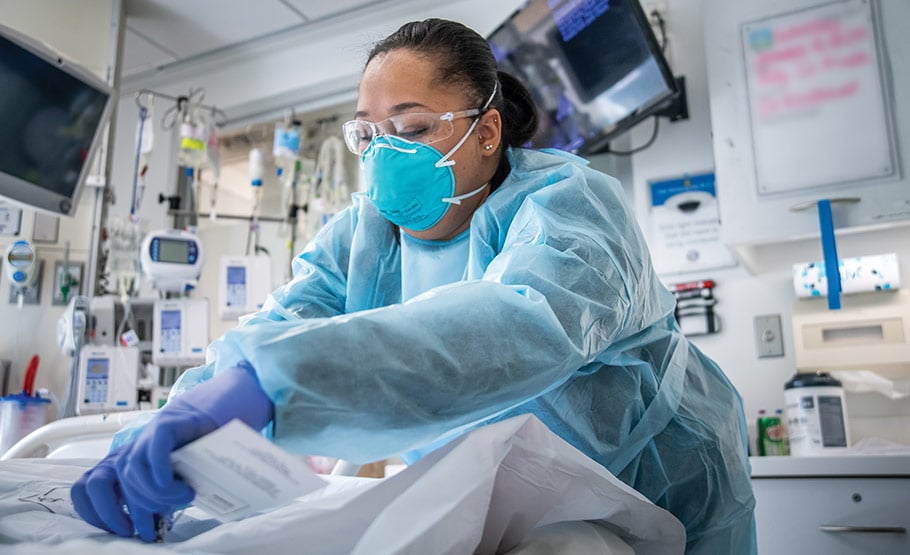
[226,265,247,308]
[157,239,191,264]
[86,358,109,378]
[160,309,182,353]
[83,357,110,404]
[227,266,246,285]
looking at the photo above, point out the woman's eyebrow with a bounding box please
[389,102,432,114]
[354,102,432,119]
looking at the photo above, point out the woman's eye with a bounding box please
[398,126,429,139]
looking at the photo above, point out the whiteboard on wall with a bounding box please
[741,0,897,196]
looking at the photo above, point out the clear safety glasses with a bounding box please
[342,109,481,155]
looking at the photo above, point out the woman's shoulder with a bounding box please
[491,148,623,204]
[473,148,629,236]
[511,147,591,169]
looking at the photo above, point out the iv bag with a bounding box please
[249,148,264,186]
[135,107,154,155]
[273,125,301,162]
[206,126,222,180]
[178,111,208,168]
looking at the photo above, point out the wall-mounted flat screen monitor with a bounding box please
[0,24,112,217]
[488,0,678,154]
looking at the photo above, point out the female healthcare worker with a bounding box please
[73,19,756,554]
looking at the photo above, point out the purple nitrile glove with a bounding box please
[71,363,274,541]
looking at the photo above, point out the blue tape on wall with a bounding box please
[817,199,841,310]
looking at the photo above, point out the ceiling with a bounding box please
[122,0,390,76]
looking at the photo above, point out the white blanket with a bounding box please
[0,414,684,554]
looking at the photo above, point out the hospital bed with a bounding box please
[0,413,685,554]
[1,411,147,460]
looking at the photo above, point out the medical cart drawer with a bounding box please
[752,477,909,554]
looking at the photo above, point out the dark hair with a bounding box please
[367,19,538,150]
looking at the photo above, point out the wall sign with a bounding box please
[742,0,897,195]
[649,172,736,275]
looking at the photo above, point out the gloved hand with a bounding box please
[71,363,274,541]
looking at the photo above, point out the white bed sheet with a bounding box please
[0,414,684,554]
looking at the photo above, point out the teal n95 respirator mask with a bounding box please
[360,85,497,231]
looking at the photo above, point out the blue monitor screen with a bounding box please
[160,310,181,332]
[489,0,677,154]
[86,358,110,378]
[227,266,246,285]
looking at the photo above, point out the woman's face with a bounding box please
[356,48,501,241]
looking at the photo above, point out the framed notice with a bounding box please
[742,0,897,195]
[649,172,736,276]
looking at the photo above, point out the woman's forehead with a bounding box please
[356,49,466,118]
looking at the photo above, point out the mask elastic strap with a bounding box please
[442,182,488,205]
[436,117,481,168]
[371,140,417,154]
[481,81,498,111]
[435,82,500,169]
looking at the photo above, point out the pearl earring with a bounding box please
[484,144,493,150]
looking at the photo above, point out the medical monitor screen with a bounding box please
[158,239,190,264]
[488,0,677,154]
[0,25,111,216]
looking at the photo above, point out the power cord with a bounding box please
[606,116,660,156]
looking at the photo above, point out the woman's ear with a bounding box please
[477,108,502,156]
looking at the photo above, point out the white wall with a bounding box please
[0,0,114,407]
[624,0,910,446]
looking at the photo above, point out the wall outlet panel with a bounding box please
[52,261,84,305]
[32,212,59,243]
[754,314,785,358]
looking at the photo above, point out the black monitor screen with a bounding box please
[489,0,677,154]
[0,27,110,215]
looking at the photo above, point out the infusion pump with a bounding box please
[140,228,203,293]
[152,298,209,367]
[218,255,272,320]
[76,346,139,414]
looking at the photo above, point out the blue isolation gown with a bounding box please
[172,148,756,553]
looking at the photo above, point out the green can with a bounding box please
[757,411,788,456]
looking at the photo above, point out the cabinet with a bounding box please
[703,0,910,272]
[751,456,910,554]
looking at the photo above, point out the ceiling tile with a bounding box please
[125,0,305,58]
[122,27,177,76]
[283,0,379,21]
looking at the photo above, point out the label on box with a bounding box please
[171,419,327,521]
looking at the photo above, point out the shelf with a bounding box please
[750,454,910,478]
[728,221,910,275]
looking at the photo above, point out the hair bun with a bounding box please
[497,70,538,147]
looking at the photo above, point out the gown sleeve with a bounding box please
[203,154,675,464]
